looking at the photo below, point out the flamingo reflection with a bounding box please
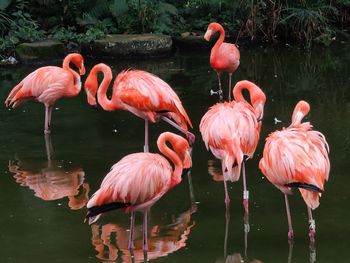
[8,135,89,210]
[90,208,195,262]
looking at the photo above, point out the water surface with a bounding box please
[0,42,349,262]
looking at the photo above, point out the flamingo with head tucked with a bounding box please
[204,22,240,100]
[259,101,330,241]
[84,63,194,152]
[5,53,85,134]
[85,132,192,253]
[200,80,265,210]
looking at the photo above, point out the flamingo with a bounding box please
[5,53,85,134]
[84,63,194,152]
[199,80,265,210]
[204,22,240,101]
[85,132,192,253]
[259,101,330,241]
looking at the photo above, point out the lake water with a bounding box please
[0,42,349,263]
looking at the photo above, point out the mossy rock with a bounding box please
[83,34,172,58]
[172,34,212,50]
[15,40,66,63]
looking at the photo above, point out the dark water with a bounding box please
[0,42,349,263]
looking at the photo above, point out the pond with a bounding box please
[0,42,349,263]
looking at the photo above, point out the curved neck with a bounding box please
[212,25,225,54]
[92,65,115,111]
[62,54,81,89]
[233,80,255,106]
[157,133,183,189]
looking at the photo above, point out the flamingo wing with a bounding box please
[115,70,192,128]
[87,152,172,209]
[259,126,330,209]
[6,66,74,107]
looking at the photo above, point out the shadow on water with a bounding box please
[0,42,349,262]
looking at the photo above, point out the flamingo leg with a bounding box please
[142,210,148,252]
[243,202,250,259]
[160,116,195,145]
[242,161,249,213]
[228,73,232,101]
[223,207,230,258]
[284,194,294,239]
[223,180,230,208]
[211,71,223,101]
[128,211,135,251]
[48,105,53,126]
[44,104,51,134]
[144,120,149,152]
[44,134,54,165]
[307,206,316,242]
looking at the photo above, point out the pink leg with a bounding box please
[143,210,148,252]
[128,211,135,251]
[44,104,51,134]
[48,105,53,126]
[144,120,149,152]
[242,161,249,213]
[44,134,54,164]
[307,206,316,242]
[223,180,230,208]
[228,73,232,101]
[223,207,230,258]
[284,194,294,239]
[160,116,195,145]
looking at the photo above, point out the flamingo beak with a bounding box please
[256,102,264,121]
[204,29,212,41]
[291,110,303,126]
[85,87,97,106]
[183,148,192,169]
[80,63,86,75]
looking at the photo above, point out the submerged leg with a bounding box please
[242,161,249,213]
[228,73,233,101]
[44,104,51,134]
[142,210,148,252]
[284,194,294,239]
[243,202,250,258]
[144,120,149,152]
[128,211,135,251]
[224,207,230,258]
[307,206,316,242]
[160,116,195,145]
[44,134,54,164]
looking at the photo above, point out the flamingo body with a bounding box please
[200,80,265,208]
[259,101,330,239]
[5,53,85,133]
[84,64,194,150]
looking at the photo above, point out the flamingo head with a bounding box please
[204,22,223,41]
[84,65,99,106]
[291,100,310,127]
[70,53,85,75]
[167,133,192,169]
[251,88,266,121]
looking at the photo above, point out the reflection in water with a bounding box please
[91,208,195,262]
[8,135,89,210]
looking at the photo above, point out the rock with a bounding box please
[15,40,66,64]
[172,34,216,51]
[82,34,172,58]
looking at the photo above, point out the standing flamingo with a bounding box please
[200,80,265,210]
[204,22,240,100]
[84,63,194,152]
[85,132,192,253]
[5,53,85,134]
[259,101,330,241]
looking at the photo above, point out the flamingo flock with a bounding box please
[5,22,330,259]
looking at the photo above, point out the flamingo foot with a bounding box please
[210,89,223,96]
[288,230,294,240]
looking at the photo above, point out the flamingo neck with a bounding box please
[62,54,81,93]
[93,65,117,111]
[157,133,183,189]
[212,25,225,56]
[233,80,255,106]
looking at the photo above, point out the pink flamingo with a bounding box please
[84,63,194,152]
[85,132,192,253]
[200,80,265,210]
[259,101,330,241]
[204,22,240,100]
[5,53,85,134]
